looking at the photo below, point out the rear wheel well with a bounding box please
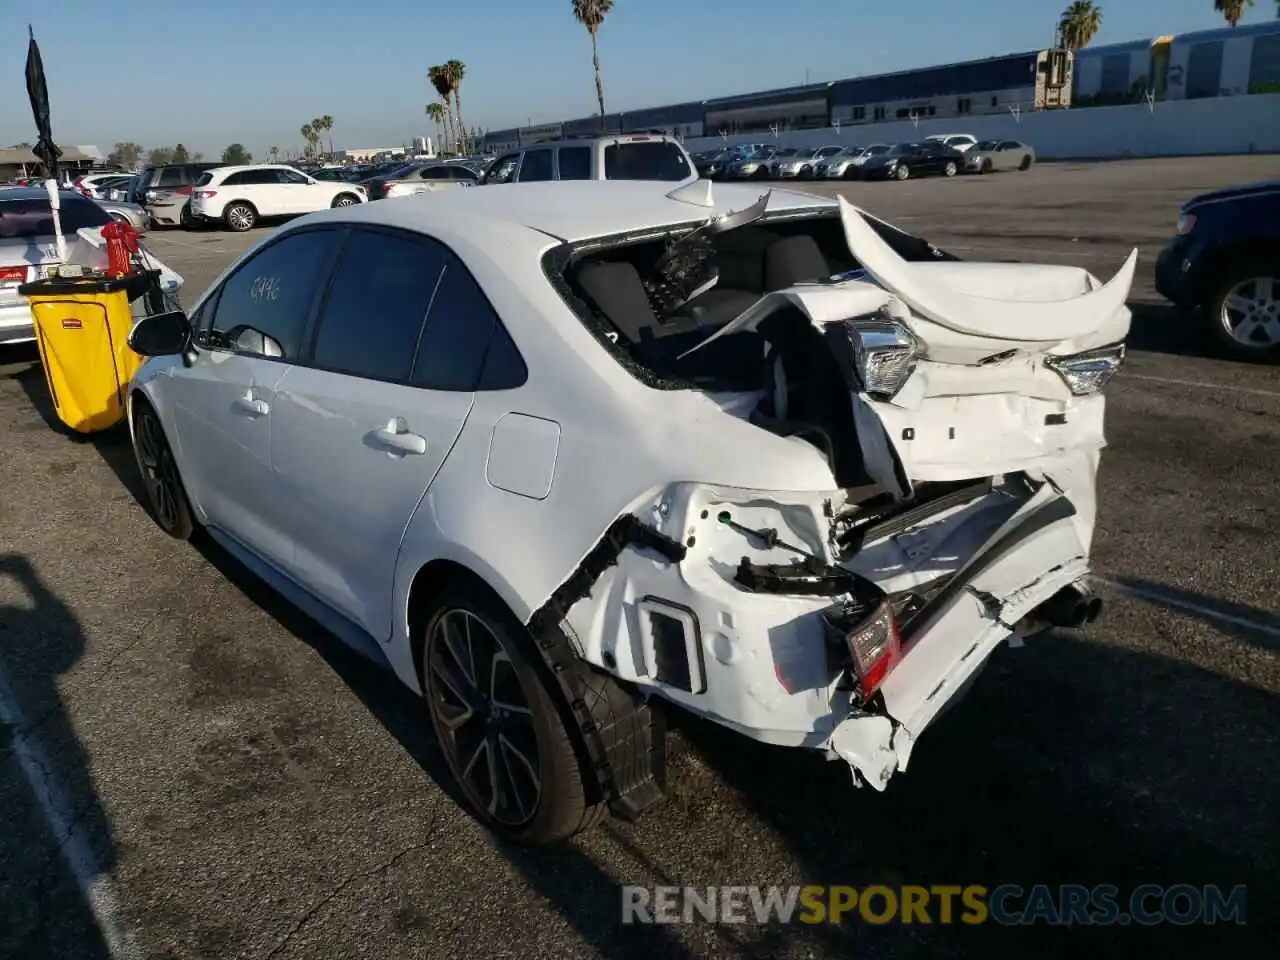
[1192,239,1280,305]
[407,559,504,681]
[225,199,257,214]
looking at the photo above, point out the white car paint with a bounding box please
[129,179,1130,794]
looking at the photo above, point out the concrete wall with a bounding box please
[681,94,1280,160]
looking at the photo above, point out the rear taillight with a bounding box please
[73,177,84,189]
[193,190,217,199]
[382,183,394,196]
[0,266,26,283]
[823,597,901,701]
[174,185,193,195]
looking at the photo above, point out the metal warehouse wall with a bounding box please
[680,93,1280,160]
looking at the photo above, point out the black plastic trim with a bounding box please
[525,514,686,818]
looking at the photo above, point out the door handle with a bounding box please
[373,418,427,455]
[234,391,269,417]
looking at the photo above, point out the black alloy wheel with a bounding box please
[131,401,194,540]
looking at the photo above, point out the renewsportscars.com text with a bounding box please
[621,884,1247,926]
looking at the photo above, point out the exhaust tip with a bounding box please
[1034,581,1101,629]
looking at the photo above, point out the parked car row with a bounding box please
[692,135,1036,183]
[126,134,700,232]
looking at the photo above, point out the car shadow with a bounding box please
[665,630,1276,957]
[1125,300,1221,360]
[0,555,122,959]
[1109,576,1280,653]
[187,534,701,960]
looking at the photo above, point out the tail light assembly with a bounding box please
[192,190,217,200]
[820,582,901,704]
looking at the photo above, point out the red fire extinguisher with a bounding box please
[100,220,141,278]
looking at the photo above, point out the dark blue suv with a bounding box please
[1154,180,1280,361]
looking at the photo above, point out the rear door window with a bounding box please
[309,228,447,382]
[517,149,554,182]
[556,147,592,180]
[604,141,691,181]
[155,167,184,187]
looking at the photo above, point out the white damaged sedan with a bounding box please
[124,179,1132,844]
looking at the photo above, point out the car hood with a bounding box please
[1184,180,1280,211]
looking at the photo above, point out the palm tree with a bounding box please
[426,102,445,152]
[1058,1,1103,50]
[572,0,614,117]
[300,123,314,158]
[429,66,457,153]
[318,115,335,154]
[445,60,468,154]
[1214,0,1253,25]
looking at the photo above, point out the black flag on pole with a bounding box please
[25,26,62,182]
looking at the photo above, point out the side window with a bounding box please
[221,172,246,186]
[201,230,343,360]
[156,167,183,187]
[279,169,310,184]
[412,253,516,391]
[556,147,592,180]
[517,149,554,182]
[483,154,520,184]
[450,166,478,181]
[310,229,448,382]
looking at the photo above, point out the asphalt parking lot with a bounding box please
[1,156,1276,959]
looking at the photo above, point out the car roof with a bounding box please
[208,164,298,175]
[0,187,94,202]
[283,180,836,244]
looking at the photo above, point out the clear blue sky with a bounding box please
[0,0,1270,159]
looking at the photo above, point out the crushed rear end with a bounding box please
[543,187,1132,791]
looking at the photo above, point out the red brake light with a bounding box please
[193,190,217,199]
[0,266,26,283]
[825,598,901,701]
[174,185,193,195]
[382,183,394,195]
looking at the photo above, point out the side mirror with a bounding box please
[129,309,191,357]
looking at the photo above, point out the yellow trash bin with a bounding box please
[19,270,161,435]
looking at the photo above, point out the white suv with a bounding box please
[189,165,367,232]
[480,133,696,185]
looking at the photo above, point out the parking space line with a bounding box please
[0,667,142,959]
[1096,576,1280,644]
[1120,372,1280,400]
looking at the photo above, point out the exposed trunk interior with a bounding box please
[547,208,957,487]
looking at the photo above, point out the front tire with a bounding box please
[331,193,359,208]
[1204,255,1280,362]
[224,202,256,232]
[131,398,195,540]
[943,161,958,177]
[893,164,910,181]
[421,583,602,845]
[1019,155,1033,171]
